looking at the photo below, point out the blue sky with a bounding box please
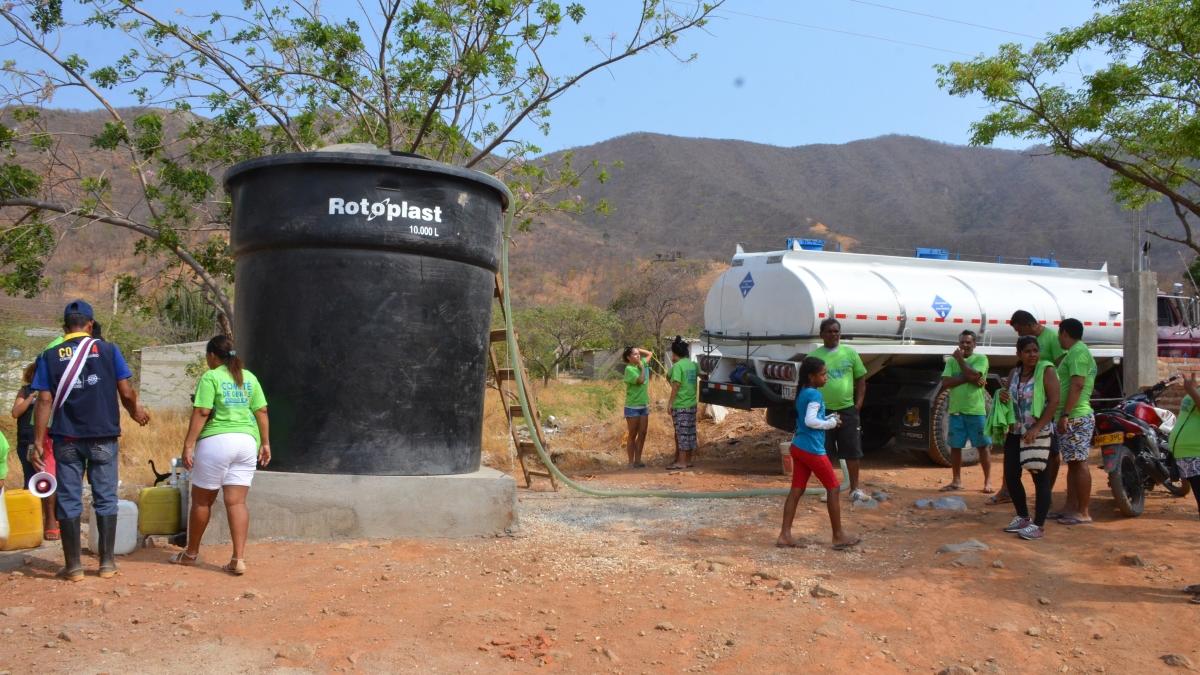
[28,1,1102,154]
[532,0,1101,152]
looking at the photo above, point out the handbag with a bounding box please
[1020,428,1053,473]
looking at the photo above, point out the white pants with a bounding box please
[191,433,258,490]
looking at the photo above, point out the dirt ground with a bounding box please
[2,411,1199,674]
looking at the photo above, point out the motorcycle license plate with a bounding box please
[1094,432,1123,447]
[781,385,796,399]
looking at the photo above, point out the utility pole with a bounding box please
[1123,209,1157,395]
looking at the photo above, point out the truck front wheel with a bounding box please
[927,388,988,467]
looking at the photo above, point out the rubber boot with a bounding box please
[57,517,84,582]
[96,514,119,578]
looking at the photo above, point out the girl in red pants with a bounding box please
[777,357,861,550]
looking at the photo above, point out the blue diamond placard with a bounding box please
[931,295,952,319]
[739,272,755,298]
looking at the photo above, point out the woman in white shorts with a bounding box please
[170,335,270,575]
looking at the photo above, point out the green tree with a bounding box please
[514,302,618,385]
[0,0,722,330]
[936,0,1200,253]
[1185,256,1200,290]
[609,258,707,360]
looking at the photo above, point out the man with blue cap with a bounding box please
[29,300,150,581]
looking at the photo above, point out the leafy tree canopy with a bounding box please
[514,302,619,384]
[936,0,1200,254]
[0,0,722,330]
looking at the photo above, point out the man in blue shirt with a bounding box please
[30,300,150,582]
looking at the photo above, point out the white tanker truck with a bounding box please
[697,241,1132,466]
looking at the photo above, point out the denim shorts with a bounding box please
[624,405,649,418]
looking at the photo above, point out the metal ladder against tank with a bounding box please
[488,273,558,491]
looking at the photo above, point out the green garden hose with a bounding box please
[495,185,847,499]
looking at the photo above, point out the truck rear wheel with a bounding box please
[927,389,989,467]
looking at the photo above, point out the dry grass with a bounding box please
[1,410,189,497]
[1,377,681,493]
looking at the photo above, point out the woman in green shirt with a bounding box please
[622,346,653,468]
[666,336,699,471]
[1169,373,1200,603]
[171,335,271,575]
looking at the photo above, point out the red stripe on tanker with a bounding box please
[703,246,1125,349]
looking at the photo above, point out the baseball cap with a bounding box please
[63,299,94,320]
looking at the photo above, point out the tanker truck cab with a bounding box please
[699,241,1124,466]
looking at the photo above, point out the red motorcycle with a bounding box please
[1093,376,1192,517]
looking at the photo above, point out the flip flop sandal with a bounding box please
[665,465,686,471]
[1058,516,1093,526]
[169,551,199,566]
[1047,512,1067,520]
[939,484,963,492]
[223,559,246,576]
[1184,584,1200,594]
[985,494,1012,505]
[1191,596,1200,605]
[44,528,61,541]
[832,537,862,550]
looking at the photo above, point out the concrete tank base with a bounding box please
[198,468,517,542]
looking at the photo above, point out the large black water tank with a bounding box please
[224,148,508,475]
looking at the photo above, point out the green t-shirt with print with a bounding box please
[193,365,268,444]
[623,358,649,408]
[1055,341,1096,418]
[811,344,867,411]
[1169,395,1200,460]
[669,358,699,409]
[942,353,989,416]
[1037,328,1065,365]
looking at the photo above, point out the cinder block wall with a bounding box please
[1155,357,1200,413]
[137,342,207,411]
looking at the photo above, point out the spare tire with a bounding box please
[927,388,990,467]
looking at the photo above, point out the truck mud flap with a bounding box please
[700,381,774,410]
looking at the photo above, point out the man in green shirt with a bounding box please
[810,319,868,501]
[1054,318,1097,525]
[940,330,993,493]
[1010,310,1065,365]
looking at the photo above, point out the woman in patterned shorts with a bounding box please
[666,336,699,471]
[1169,373,1200,604]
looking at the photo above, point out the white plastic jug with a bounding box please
[0,487,10,548]
[87,499,139,555]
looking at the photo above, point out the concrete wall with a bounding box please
[137,342,206,410]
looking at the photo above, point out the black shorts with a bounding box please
[16,436,36,485]
[824,406,863,460]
